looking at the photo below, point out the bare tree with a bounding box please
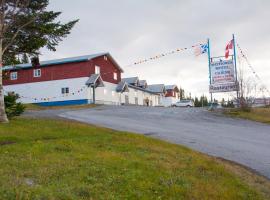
[238,63,259,108]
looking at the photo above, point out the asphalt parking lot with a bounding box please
[31,105,270,178]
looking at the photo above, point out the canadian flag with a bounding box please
[225,39,234,58]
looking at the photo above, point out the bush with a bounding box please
[4,93,25,119]
[239,97,251,112]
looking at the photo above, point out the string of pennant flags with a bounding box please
[125,42,205,67]
[4,85,88,102]
[236,43,270,96]
[4,39,269,101]
[5,42,206,101]
[4,70,118,101]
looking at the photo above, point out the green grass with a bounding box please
[24,103,97,111]
[224,107,270,124]
[0,118,269,200]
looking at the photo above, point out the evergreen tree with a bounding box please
[0,0,79,122]
[221,98,225,107]
[21,53,29,63]
[194,97,200,107]
[179,87,185,99]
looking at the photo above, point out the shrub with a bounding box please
[4,93,25,119]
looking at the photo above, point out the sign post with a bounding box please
[208,35,240,107]
[232,34,239,100]
[207,38,213,104]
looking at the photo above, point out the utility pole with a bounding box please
[202,94,204,107]
[92,86,95,104]
[207,38,213,104]
[232,34,239,105]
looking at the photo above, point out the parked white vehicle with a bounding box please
[172,100,194,107]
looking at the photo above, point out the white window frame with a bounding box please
[10,72,18,80]
[61,87,69,94]
[95,66,100,74]
[113,72,117,80]
[33,69,41,78]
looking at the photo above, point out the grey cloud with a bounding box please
[41,0,270,98]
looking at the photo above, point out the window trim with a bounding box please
[95,65,100,74]
[61,87,69,94]
[113,72,117,80]
[10,72,18,80]
[33,69,41,78]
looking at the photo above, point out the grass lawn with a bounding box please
[224,107,270,124]
[25,103,97,111]
[0,118,270,199]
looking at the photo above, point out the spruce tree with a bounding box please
[0,0,79,122]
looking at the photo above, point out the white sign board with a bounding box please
[209,82,239,93]
[211,60,235,84]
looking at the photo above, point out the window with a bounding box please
[95,66,100,74]
[113,72,117,80]
[104,56,107,61]
[10,72,17,80]
[33,69,41,77]
[61,87,69,94]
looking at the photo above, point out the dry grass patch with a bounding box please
[224,107,270,124]
[25,103,97,111]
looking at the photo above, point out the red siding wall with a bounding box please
[165,90,176,97]
[92,56,121,84]
[3,56,122,86]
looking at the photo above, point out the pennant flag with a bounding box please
[194,44,208,56]
[225,39,234,58]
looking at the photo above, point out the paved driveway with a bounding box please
[57,106,270,178]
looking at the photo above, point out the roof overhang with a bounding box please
[106,53,124,73]
[86,74,104,88]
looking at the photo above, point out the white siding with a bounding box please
[89,82,120,105]
[162,97,179,107]
[4,77,161,107]
[4,77,89,104]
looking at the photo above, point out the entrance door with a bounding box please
[135,97,138,105]
[125,95,129,105]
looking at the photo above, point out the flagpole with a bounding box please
[207,38,213,104]
[232,34,239,101]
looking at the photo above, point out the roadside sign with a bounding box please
[209,59,238,93]
[209,82,239,93]
[210,60,235,84]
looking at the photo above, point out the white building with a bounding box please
[3,53,165,107]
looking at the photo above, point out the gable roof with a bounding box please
[3,52,124,72]
[147,84,165,94]
[165,85,180,92]
[116,82,158,95]
[122,77,139,85]
[85,74,104,87]
[116,81,129,92]
[139,80,147,86]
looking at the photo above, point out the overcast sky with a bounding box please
[40,0,270,99]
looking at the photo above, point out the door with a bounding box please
[125,95,129,105]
